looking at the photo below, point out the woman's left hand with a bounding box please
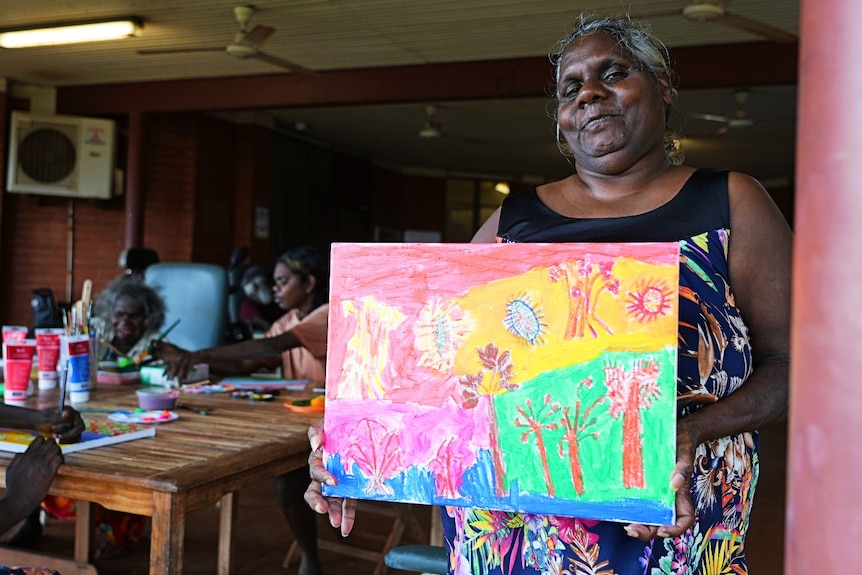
[624,419,698,541]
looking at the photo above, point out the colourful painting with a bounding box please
[322,242,680,525]
[0,418,155,454]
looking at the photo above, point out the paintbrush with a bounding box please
[57,360,69,415]
[135,318,181,364]
[100,338,129,359]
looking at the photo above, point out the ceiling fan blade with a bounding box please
[137,46,225,55]
[712,124,730,137]
[689,112,731,123]
[242,25,276,49]
[714,12,797,43]
[249,52,318,76]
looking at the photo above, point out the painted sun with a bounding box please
[414,298,475,371]
[504,292,547,345]
[626,281,673,322]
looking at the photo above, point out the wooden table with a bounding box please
[0,382,323,575]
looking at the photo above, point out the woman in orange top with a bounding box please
[154,245,328,575]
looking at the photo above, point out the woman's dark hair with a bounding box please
[94,275,166,336]
[275,245,329,309]
[548,13,683,165]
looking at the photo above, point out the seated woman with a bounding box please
[153,245,328,575]
[239,265,284,334]
[43,275,166,559]
[93,275,166,361]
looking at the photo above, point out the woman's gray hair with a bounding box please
[93,275,166,336]
[548,13,684,165]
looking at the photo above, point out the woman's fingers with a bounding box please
[304,420,355,536]
[624,523,659,541]
[336,495,357,536]
[304,479,330,514]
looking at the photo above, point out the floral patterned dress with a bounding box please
[442,169,758,575]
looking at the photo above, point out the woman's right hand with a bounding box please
[5,436,63,516]
[150,341,197,380]
[304,420,357,537]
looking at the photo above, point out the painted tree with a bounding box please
[460,342,519,497]
[549,257,621,339]
[604,359,662,488]
[514,394,560,496]
[427,436,472,498]
[342,418,403,495]
[556,376,606,495]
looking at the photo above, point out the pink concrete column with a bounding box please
[787,0,862,571]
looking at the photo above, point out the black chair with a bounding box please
[31,287,63,330]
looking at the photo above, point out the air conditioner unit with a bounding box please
[6,111,116,199]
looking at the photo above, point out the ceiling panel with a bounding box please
[1,0,800,185]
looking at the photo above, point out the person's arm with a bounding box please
[687,171,792,433]
[153,333,296,380]
[0,405,84,444]
[0,436,63,533]
[153,305,329,380]
[628,171,793,540]
[472,207,501,243]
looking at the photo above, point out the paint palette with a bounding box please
[108,410,179,424]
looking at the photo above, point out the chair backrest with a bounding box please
[144,262,229,351]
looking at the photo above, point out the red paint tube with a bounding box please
[35,328,65,390]
[3,340,36,404]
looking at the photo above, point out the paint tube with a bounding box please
[62,334,91,404]
[35,328,65,390]
[3,339,36,404]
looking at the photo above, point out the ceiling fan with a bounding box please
[418,105,486,145]
[136,5,316,76]
[633,1,797,44]
[688,89,755,136]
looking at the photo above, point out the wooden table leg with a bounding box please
[150,492,185,575]
[217,492,238,575]
[74,500,91,563]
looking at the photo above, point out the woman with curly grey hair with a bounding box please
[307,13,791,575]
[93,275,166,360]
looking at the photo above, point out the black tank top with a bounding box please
[497,168,730,243]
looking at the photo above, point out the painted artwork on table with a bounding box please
[322,242,680,525]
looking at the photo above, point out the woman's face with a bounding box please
[272,262,314,312]
[556,32,671,174]
[111,296,146,352]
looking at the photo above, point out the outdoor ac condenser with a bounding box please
[6,111,116,199]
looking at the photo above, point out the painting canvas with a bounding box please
[322,242,680,525]
[0,418,155,454]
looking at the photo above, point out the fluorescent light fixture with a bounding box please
[495,182,510,195]
[0,18,142,49]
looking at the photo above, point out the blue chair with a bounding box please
[383,506,447,574]
[384,544,448,574]
[144,262,229,351]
